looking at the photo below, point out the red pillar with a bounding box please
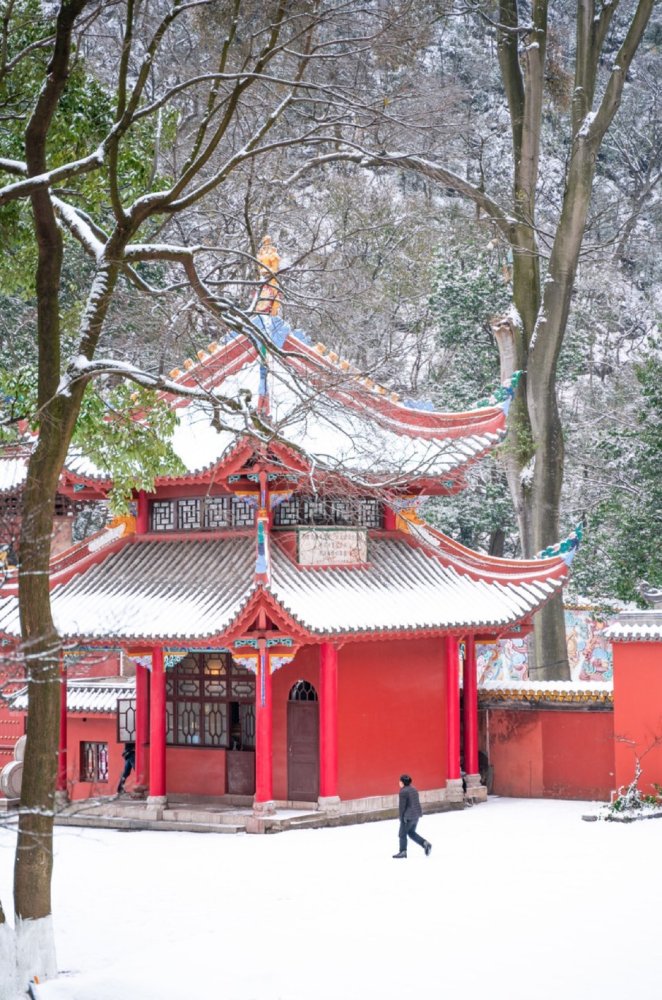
[445,634,461,781]
[148,647,166,802]
[56,657,67,796]
[136,490,149,534]
[319,642,339,802]
[462,635,479,777]
[254,642,274,810]
[135,662,149,788]
[383,506,396,530]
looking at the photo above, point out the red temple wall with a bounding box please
[337,637,447,799]
[271,637,447,801]
[67,715,123,800]
[613,641,662,794]
[166,747,227,796]
[486,708,614,800]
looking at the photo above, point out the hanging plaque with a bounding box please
[297,527,368,566]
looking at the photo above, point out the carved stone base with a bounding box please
[146,795,167,808]
[464,773,487,802]
[445,778,465,803]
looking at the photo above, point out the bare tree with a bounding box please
[284,0,658,679]
[0,0,394,985]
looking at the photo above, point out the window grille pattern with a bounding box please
[117,698,136,742]
[231,496,256,527]
[166,653,256,748]
[80,741,109,782]
[204,496,230,528]
[54,494,89,517]
[150,497,255,531]
[152,500,175,531]
[178,498,201,530]
[289,680,318,702]
[273,496,382,529]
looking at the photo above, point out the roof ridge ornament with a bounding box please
[535,524,583,564]
[476,370,525,413]
[637,581,662,609]
[254,236,282,317]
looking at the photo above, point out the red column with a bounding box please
[135,662,149,788]
[56,657,67,796]
[462,635,479,777]
[254,642,274,809]
[148,647,166,801]
[445,634,461,781]
[136,490,149,533]
[319,642,339,802]
[383,506,396,531]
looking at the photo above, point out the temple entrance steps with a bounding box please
[0,790,471,835]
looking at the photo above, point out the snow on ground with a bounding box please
[1,797,660,1000]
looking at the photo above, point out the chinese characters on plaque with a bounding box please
[297,528,368,566]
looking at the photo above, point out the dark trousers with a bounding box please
[399,819,427,853]
[118,758,133,791]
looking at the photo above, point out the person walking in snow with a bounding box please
[393,774,432,858]
[117,741,135,794]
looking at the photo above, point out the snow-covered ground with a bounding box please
[1,797,660,1000]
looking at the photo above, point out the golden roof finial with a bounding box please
[255,236,282,316]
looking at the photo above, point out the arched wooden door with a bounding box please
[287,681,319,802]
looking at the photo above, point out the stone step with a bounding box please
[162,807,251,825]
[54,814,244,834]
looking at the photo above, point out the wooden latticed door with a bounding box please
[287,681,319,802]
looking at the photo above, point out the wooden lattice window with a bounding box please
[357,498,381,528]
[117,698,136,742]
[178,498,201,530]
[204,496,230,528]
[166,653,256,748]
[150,497,255,531]
[289,680,318,702]
[151,500,176,531]
[80,742,109,782]
[231,496,255,527]
[273,496,383,529]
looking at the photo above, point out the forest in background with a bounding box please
[2,0,659,606]
[0,0,661,984]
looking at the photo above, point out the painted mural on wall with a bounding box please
[476,607,613,684]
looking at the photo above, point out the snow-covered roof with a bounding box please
[0,456,28,495]
[0,530,568,643]
[0,319,511,494]
[604,611,662,642]
[10,676,135,713]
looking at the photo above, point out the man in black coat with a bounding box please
[393,774,432,858]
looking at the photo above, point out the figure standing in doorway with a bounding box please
[393,774,432,859]
[117,742,135,794]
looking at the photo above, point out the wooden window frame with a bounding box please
[166,652,256,749]
[80,741,109,782]
[150,496,256,532]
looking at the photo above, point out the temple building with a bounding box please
[0,242,581,823]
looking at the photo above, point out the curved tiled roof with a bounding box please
[0,319,511,494]
[0,530,568,643]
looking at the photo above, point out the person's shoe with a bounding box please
[392,851,407,858]
[424,842,432,856]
